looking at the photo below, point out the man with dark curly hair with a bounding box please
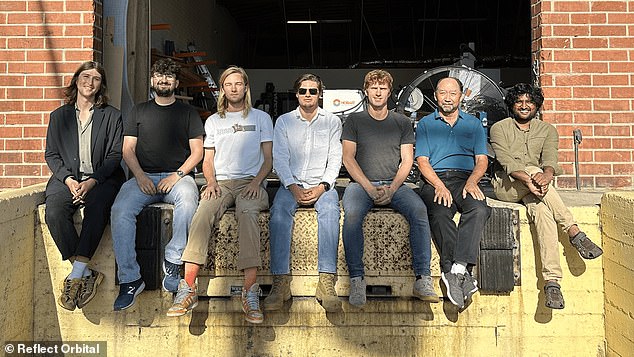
[490,83,603,310]
[110,58,204,311]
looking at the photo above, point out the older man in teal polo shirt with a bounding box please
[415,76,491,310]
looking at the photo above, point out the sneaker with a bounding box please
[348,276,366,307]
[167,279,198,317]
[441,272,465,308]
[58,276,82,311]
[263,275,291,311]
[462,272,478,302]
[162,260,182,293]
[413,276,440,303]
[113,278,145,311]
[76,269,104,309]
[241,283,263,324]
[316,273,342,312]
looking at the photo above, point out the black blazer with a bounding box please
[45,103,125,196]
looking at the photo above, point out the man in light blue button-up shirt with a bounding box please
[264,73,344,312]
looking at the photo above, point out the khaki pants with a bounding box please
[492,166,576,282]
[181,178,269,270]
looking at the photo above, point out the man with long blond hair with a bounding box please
[167,66,273,324]
[342,69,438,307]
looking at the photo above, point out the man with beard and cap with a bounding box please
[490,83,603,310]
[415,77,491,310]
[110,58,205,311]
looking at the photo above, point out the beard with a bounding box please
[439,103,458,115]
[153,82,175,97]
[154,87,174,97]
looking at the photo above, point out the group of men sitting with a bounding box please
[44,59,603,325]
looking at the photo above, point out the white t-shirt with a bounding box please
[204,108,273,180]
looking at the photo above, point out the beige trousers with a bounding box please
[493,166,576,282]
[181,178,269,270]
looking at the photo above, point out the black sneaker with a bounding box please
[114,278,145,311]
[162,260,181,293]
[441,272,465,308]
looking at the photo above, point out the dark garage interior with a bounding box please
[149,0,532,119]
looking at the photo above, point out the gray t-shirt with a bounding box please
[341,111,414,181]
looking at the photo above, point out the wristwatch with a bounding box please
[319,181,331,191]
[176,170,185,178]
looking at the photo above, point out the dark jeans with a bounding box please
[45,180,120,261]
[418,171,491,273]
[343,182,432,278]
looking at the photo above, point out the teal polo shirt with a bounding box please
[415,109,488,172]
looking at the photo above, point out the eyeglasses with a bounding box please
[298,88,318,95]
[153,73,176,80]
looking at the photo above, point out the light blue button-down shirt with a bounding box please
[273,107,343,188]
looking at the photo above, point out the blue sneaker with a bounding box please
[162,260,181,292]
[114,278,145,311]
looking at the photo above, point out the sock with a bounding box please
[68,261,88,279]
[450,262,467,275]
[185,263,200,288]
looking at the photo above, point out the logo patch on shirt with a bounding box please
[232,124,256,133]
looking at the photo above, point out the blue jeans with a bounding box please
[342,182,432,278]
[110,173,199,284]
[269,186,341,275]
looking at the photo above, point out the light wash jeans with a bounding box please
[342,182,432,278]
[269,185,340,275]
[110,173,199,284]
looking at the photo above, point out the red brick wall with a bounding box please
[0,1,632,190]
[0,0,102,190]
[532,0,634,189]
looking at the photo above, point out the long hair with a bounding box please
[64,61,109,108]
[505,83,544,111]
[363,69,393,91]
[216,66,252,118]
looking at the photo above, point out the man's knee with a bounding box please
[470,202,491,220]
[45,204,66,225]
[342,206,367,225]
[110,198,127,219]
[427,204,454,222]
[175,198,199,216]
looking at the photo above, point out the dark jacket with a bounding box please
[45,103,125,196]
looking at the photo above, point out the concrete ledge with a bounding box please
[600,191,634,357]
[30,191,606,356]
[0,183,45,346]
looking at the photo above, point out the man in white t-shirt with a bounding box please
[167,66,273,324]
